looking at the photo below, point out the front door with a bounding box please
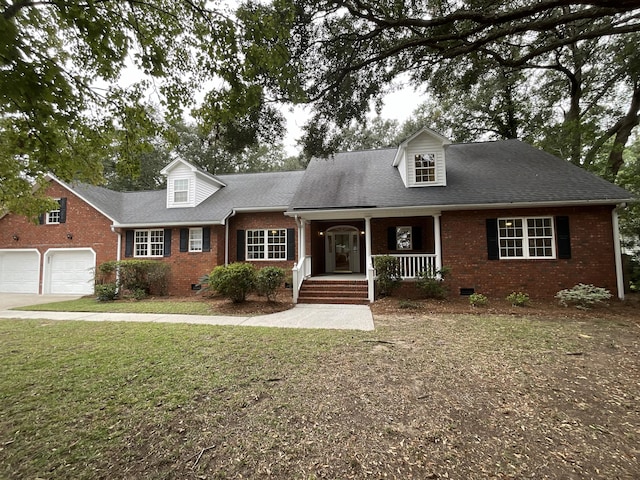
[325,228,360,273]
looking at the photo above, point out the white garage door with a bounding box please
[47,249,95,295]
[0,250,40,294]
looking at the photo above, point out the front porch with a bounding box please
[291,214,442,303]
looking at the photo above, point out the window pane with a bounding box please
[415,153,436,182]
[189,228,203,252]
[247,230,265,259]
[174,179,189,203]
[267,229,286,259]
[47,210,61,224]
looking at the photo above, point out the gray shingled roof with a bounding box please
[70,170,306,226]
[289,140,632,211]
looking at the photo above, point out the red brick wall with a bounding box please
[441,206,619,299]
[228,211,298,272]
[0,181,119,293]
[134,226,226,296]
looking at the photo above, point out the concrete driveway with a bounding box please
[0,293,81,310]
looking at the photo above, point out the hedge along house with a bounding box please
[0,127,633,301]
[287,128,634,303]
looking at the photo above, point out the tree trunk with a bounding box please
[606,80,640,180]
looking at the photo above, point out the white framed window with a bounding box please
[415,153,436,183]
[173,179,189,203]
[46,208,61,224]
[246,229,287,260]
[396,226,413,250]
[498,217,555,259]
[189,228,203,252]
[135,229,164,257]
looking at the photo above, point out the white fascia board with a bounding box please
[392,127,452,166]
[45,175,118,223]
[286,198,633,220]
[113,220,225,229]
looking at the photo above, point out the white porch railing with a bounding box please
[372,253,438,279]
[292,255,312,303]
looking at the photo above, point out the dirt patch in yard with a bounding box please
[99,297,639,479]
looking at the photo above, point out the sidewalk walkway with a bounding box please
[0,303,375,331]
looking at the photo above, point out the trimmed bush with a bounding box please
[256,266,286,302]
[374,255,402,297]
[207,263,257,303]
[507,291,530,307]
[469,292,488,307]
[555,283,612,309]
[95,283,117,302]
[416,266,450,299]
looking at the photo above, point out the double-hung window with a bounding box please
[415,153,436,183]
[46,206,61,224]
[189,228,203,252]
[135,229,164,257]
[498,217,555,259]
[246,229,287,260]
[174,179,189,203]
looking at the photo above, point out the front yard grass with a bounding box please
[1,311,638,479]
[15,297,215,315]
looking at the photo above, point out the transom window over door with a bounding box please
[498,217,554,259]
[415,153,436,183]
[135,229,164,257]
[174,179,189,203]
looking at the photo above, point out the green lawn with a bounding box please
[1,313,638,479]
[15,297,214,315]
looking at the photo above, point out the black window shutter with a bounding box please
[180,228,188,252]
[163,229,172,257]
[203,227,211,252]
[237,230,245,261]
[59,198,67,224]
[556,216,571,259]
[387,227,396,250]
[486,218,499,260]
[413,226,423,250]
[38,213,45,225]
[287,228,295,260]
[125,230,134,257]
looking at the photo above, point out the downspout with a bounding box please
[612,206,625,300]
[110,225,122,288]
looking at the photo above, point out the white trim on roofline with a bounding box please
[44,175,118,223]
[286,198,633,220]
[160,158,226,187]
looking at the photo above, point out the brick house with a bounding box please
[0,128,633,302]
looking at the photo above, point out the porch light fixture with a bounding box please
[66,232,73,239]
[360,230,365,235]
[12,234,19,241]
[319,231,324,236]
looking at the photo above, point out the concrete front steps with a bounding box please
[297,279,369,305]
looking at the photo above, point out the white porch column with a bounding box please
[297,215,306,261]
[365,216,374,302]
[612,208,625,300]
[434,213,442,271]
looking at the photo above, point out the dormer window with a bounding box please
[173,179,189,203]
[415,154,436,183]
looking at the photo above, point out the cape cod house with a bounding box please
[0,128,633,303]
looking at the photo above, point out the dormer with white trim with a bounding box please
[160,159,226,208]
[392,127,451,188]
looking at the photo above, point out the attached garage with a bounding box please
[0,249,41,294]
[44,248,96,295]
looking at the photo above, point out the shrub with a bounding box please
[255,266,286,302]
[207,262,257,303]
[469,292,488,307]
[374,255,402,297]
[555,283,612,309]
[398,299,420,309]
[416,266,450,299]
[95,283,117,302]
[96,260,170,298]
[507,291,530,307]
